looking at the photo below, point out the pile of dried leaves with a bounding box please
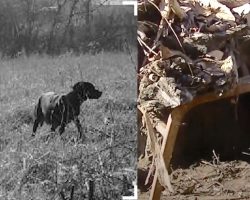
[137,0,250,195]
[162,159,250,199]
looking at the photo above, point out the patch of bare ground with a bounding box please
[139,159,250,200]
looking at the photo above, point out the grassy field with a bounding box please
[0,51,137,199]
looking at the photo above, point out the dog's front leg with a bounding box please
[74,117,85,140]
[59,123,66,135]
[32,119,40,136]
[59,97,67,135]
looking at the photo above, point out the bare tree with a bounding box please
[62,0,80,50]
[47,0,67,54]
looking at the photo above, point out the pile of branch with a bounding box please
[137,0,250,192]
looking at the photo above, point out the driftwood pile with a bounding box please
[137,0,250,194]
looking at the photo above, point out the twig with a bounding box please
[69,185,75,200]
[201,160,217,168]
[212,149,220,165]
[145,158,155,185]
[147,0,194,78]
[147,0,185,53]
[206,181,224,189]
[242,151,250,156]
[137,36,158,56]
[186,175,201,184]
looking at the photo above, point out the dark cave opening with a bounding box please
[171,93,250,168]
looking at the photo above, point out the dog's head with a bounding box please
[73,81,102,100]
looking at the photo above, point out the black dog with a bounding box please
[32,82,102,139]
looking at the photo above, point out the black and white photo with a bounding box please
[0,0,137,199]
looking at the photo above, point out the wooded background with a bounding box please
[0,0,136,57]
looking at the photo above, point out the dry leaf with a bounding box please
[193,2,213,17]
[169,0,187,20]
[197,0,235,21]
[220,56,234,73]
[159,0,171,19]
[207,50,224,60]
[206,23,229,32]
[159,0,187,20]
[159,45,174,59]
[149,45,175,61]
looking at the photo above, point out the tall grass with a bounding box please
[0,52,137,199]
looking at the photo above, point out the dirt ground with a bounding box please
[139,159,250,200]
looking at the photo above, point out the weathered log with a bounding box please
[150,83,250,200]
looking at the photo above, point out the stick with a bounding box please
[88,180,94,200]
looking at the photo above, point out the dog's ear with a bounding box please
[72,82,93,92]
[72,82,83,91]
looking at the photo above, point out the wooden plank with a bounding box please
[149,83,250,200]
[145,112,173,192]
[149,114,174,200]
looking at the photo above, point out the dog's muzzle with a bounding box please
[89,90,102,99]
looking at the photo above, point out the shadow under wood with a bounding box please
[171,93,250,169]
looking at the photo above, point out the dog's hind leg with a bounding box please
[57,96,67,136]
[32,120,39,136]
[59,123,66,135]
[74,118,85,140]
[51,122,58,132]
[32,98,44,136]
